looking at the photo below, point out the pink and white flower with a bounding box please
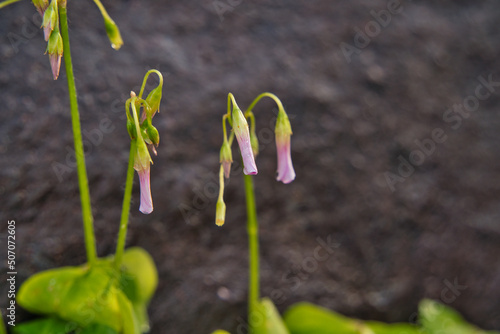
[275,110,295,184]
[232,107,258,175]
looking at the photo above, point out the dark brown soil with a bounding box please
[1,0,500,333]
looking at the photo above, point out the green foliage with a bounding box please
[16,248,157,334]
[253,298,290,334]
[211,331,231,334]
[419,299,500,334]
[119,247,159,333]
[283,299,499,334]
[12,317,119,334]
[12,317,74,334]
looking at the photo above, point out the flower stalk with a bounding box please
[59,0,97,266]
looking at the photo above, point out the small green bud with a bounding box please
[215,198,226,227]
[46,30,63,80]
[104,15,123,50]
[146,125,160,147]
[126,119,136,140]
[250,130,259,157]
[145,85,162,119]
[32,0,49,16]
[219,141,232,178]
[42,0,58,41]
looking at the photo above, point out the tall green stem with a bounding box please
[59,1,97,266]
[244,173,260,329]
[114,141,136,267]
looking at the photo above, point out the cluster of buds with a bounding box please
[32,0,63,79]
[125,70,163,214]
[31,0,122,80]
[216,93,295,226]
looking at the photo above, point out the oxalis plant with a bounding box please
[209,99,500,334]
[1,1,159,333]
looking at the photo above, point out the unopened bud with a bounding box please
[146,125,160,147]
[42,0,58,41]
[126,119,136,140]
[219,141,233,179]
[46,30,63,80]
[250,131,259,157]
[32,0,49,16]
[215,198,226,227]
[145,84,162,119]
[104,16,123,50]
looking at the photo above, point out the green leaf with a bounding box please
[116,289,141,334]
[118,247,158,333]
[211,330,231,334]
[253,298,290,334]
[17,266,85,314]
[58,265,122,331]
[120,247,158,303]
[79,323,119,334]
[365,320,424,334]
[12,317,76,334]
[419,299,500,334]
[284,302,364,334]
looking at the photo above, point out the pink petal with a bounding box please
[276,135,295,184]
[49,53,61,80]
[138,169,153,214]
[234,129,258,175]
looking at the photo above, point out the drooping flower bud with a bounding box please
[275,109,295,184]
[134,139,153,214]
[103,15,123,50]
[220,141,233,179]
[46,29,63,80]
[145,85,162,119]
[146,124,160,147]
[93,0,123,50]
[126,119,136,140]
[232,107,257,175]
[32,0,49,16]
[42,0,58,41]
[215,165,226,226]
[250,130,259,157]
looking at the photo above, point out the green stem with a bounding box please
[114,141,136,267]
[138,69,163,99]
[246,92,284,114]
[0,0,21,9]
[59,1,97,266]
[244,173,260,329]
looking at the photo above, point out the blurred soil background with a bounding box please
[1,0,500,333]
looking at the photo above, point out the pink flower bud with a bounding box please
[275,110,295,184]
[138,167,153,214]
[232,107,257,175]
